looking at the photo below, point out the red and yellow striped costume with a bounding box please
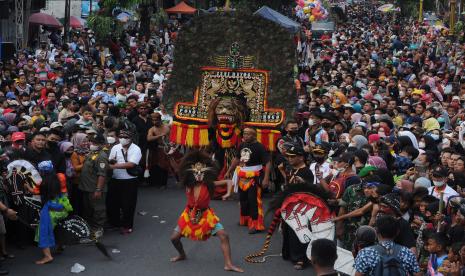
[236,167,265,231]
[177,184,220,241]
[177,207,220,241]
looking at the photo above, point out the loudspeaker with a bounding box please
[0,42,15,61]
[0,0,9,19]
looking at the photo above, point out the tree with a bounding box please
[88,0,155,44]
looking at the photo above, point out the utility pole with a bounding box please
[15,0,24,50]
[419,0,424,23]
[64,0,70,43]
[90,0,92,14]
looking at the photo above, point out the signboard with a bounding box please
[81,1,100,18]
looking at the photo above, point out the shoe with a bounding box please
[0,267,8,275]
[248,229,261,235]
[2,254,14,259]
[120,228,133,235]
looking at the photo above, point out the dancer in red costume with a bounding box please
[170,151,243,273]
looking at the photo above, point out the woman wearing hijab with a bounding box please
[419,135,439,157]
[332,91,348,108]
[350,135,368,149]
[398,130,419,149]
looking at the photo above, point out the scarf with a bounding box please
[38,199,64,248]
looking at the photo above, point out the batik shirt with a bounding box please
[354,241,420,275]
[340,183,368,249]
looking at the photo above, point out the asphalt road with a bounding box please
[8,182,313,276]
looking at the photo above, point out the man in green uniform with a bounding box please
[79,133,108,238]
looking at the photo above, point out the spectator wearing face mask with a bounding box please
[428,165,459,204]
[107,129,142,234]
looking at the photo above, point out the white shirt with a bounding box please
[109,143,142,179]
[309,161,331,185]
[428,185,459,204]
[152,73,165,84]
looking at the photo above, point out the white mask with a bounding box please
[107,137,116,144]
[374,114,380,120]
[22,101,30,106]
[89,144,99,151]
[430,134,440,141]
[349,142,356,148]
[119,138,131,146]
[320,107,326,113]
[308,119,315,126]
[433,180,445,187]
[298,99,306,104]
[442,138,450,147]
[418,142,426,149]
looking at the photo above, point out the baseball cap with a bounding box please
[11,132,25,142]
[50,122,63,129]
[286,145,305,156]
[432,165,448,178]
[6,92,16,100]
[312,142,331,154]
[333,152,355,165]
[358,165,378,178]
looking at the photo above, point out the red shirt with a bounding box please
[186,184,210,209]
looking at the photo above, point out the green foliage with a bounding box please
[87,13,126,42]
[88,0,151,43]
[165,11,297,115]
[151,8,168,25]
[396,0,435,18]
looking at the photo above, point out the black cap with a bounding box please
[286,145,305,156]
[89,133,106,144]
[313,142,331,154]
[333,152,355,165]
[432,165,448,178]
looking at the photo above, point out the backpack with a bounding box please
[372,243,407,276]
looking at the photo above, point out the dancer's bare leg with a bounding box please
[35,248,53,264]
[170,231,186,262]
[216,230,244,273]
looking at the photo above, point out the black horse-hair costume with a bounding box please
[178,150,219,197]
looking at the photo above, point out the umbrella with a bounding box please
[70,16,84,28]
[29,12,62,28]
[116,12,131,23]
[377,4,394,12]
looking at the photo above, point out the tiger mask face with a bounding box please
[189,162,210,182]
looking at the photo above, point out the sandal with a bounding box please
[294,261,305,270]
[2,254,14,259]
